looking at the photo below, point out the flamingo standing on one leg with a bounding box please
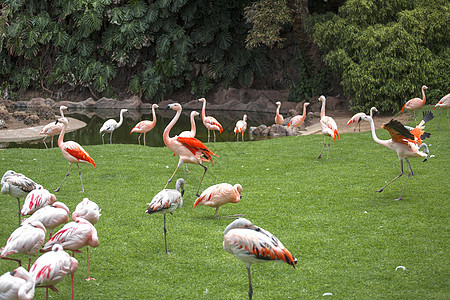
[99,108,128,144]
[1,221,46,270]
[54,117,96,193]
[317,95,339,159]
[193,183,243,218]
[22,202,70,240]
[130,104,159,145]
[287,102,310,129]
[402,85,428,118]
[0,266,35,300]
[30,244,78,300]
[275,101,284,125]
[163,103,218,196]
[21,188,57,216]
[347,106,378,132]
[199,98,223,142]
[223,218,297,300]
[145,178,184,254]
[1,170,41,227]
[39,106,68,149]
[434,93,450,130]
[360,110,434,201]
[234,115,247,142]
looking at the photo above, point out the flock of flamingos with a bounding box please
[0,89,449,299]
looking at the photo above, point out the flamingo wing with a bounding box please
[382,119,415,144]
[320,117,339,140]
[177,136,218,160]
[3,176,37,194]
[146,190,182,214]
[43,221,97,251]
[347,113,365,125]
[204,117,223,133]
[64,142,96,167]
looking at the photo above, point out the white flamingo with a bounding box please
[317,95,339,159]
[347,106,378,132]
[199,98,223,142]
[22,202,70,240]
[71,198,101,225]
[39,105,68,148]
[234,115,247,142]
[99,108,128,144]
[0,266,35,300]
[21,188,56,216]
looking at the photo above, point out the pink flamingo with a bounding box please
[347,106,378,132]
[145,178,184,254]
[287,102,310,129]
[179,111,200,172]
[317,95,339,159]
[234,115,247,142]
[30,244,78,300]
[41,217,99,281]
[0,266,35,300]
[72,198,101,225]
[22,202,70,240]
[54,117,96,193]
[163,103,218,196]
[21,188,56,216]
[223,218,297,300]
[130,104,159,145]
[434,93,450,130]
[360,111,434,200]
[1,221,46,270]
[39,105,68,148]
[402,85,428,117]
[99,108,128,144]
[193,183,243,218]
[1,170,41,227]
[199,98,223,142]
[274,101,284,125]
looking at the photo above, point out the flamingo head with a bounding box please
[422,85,428,90]
[318,95,326,102]
[152,104,159,109]
[305,102,310,107]
[191,111,200,118]
[60,105,68,111]
[166,103,182,112]
[276,101,281,106]
[198,98,206,103]
[243,115,247,122]
[55,117,69,126]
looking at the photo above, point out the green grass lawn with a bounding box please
[1,106,449,299]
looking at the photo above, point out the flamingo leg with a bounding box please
[213,207,220,219]
[77,164,85,192]
[110,132,113,144]
[50,136,54,148]
[247,265,253,300]
[101,133,105,144]
[55,164,72,192]
[437,111,441,130]
[17,197,21,226]
[207,129,210,143]
[326,141,330,160]
[86,245,95,280]
[213,131,216,142]
[396,159,413,201]
[42,137,48,149]
[376,159,404,193]
[0,255,21,267]
[137,134,141,145]
[71,273,75,300]
[164,165,181,189]
[196,164,208,197]
[318,136,326,159]
[163,214,169,254]
[242,133,244,142]
[143,133,146,146]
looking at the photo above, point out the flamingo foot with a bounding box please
[85,276,96,281]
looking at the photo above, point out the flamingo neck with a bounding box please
[320,99,326,119]
[59,107,65,118]
[201,100,207,120]
[301,103,308,120]
[117,110,125,127]
[58,122,67,148]
[369,108,375,117]
[421,87,427,104]
[190,113,197,135]
[276,103,281,115]
[367,116,388,147]
[151,106,157,124]
[17,275,34,300]
[163,108,182,141]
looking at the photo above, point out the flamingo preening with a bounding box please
[434,93,450,130]
[39,105,68,148]
[347,106,378,132]
[130,104,159,145]
[223,218,297,300]
[402,85,428,118]
[275,101,284,125]
[54,117,96,193]
[72,198,101,225]
[145,178,184,254]
[360,111,434,201]
[199,98,223,143]
[234,115,247,142]
[193,183,243,218]
[22,202,70,240]
[0,266,35,300]
[20,188,56,216]
[317,95,339,159]
[99,108,128,144]
[287,102,310,129]
[163,103,218,196]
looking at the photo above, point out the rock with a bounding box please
[36,105,54,120]
[119,96,142,109]
[13,111,27,121]
[286,126,298,136]
[0,104,10,121]
[95,97,117,109]
[269,124,286,137]
[249,124,269,136]
[80,98,96,109]
[28,98,55,108]
[24,114,39,125]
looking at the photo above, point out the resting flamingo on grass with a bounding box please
[360,111,434,201]
[39,105,68,148]
[21,188,56,216]
[287,102,310,129]
[130,104,159,145]
[99,108,128,144]
[72,198,101,225]
[434,93,450,130]
[347,106,378,132]
[54,117,96,193]
[145,178,184,254]
[163,103,218,196]
[223,218,297,300]
[22,202,70,240]
[402,85,428,118]
[275,101,284,125]
[193,183,243,218]
[317,95,339,159]
[234,115,247,142]
[199,98,223,142]
[0,266,35,300]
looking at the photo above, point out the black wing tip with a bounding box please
[422,110,434,123]
[384,119,414,140]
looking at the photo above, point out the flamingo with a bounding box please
[71,198,101,225]
[223,218,297,300]
[179,111,200,172]
[145,178,184,254]
[287,102,310,129]
[192,183,243,218]
[99,108,128,144]
[274,101,284,125]
[130,104,159,145]
[0,266,35,300]
[163,103,218,196]
[434,93,450,130]
[20,188,56,216]
[1,221,46,270]
[30,244,78,300]
[1,170,41,227]
[41,217,99,281]
[54,117,96,193]
[199,98,223,142]
[360,110,434,201]
[402,85,428,118]
[234,115,247,142]
[347,106,378,132]
[39,105,68,148]
[317,95,339,159]
[22,202,70,240]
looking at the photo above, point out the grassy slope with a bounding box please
[0,106,448,299]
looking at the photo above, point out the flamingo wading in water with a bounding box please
[360,111,434,201]
[99,108,128,144]
[39,105,68,148]
[0,266,35,300]
[287,102,310,129]
[130,104,159,145]
[234,115,247,142]
[347,106,378,132]
[199,98,223,142]
[275,101,284,125]
[145,178,184,254]
[54,117,96,193]
[223,218,297,300]
[402,85,428,118]
[434,93,450,130]
[163,103,218,196]
[193,183,243,218]
[317,95,339,159]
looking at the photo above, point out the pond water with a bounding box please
[6,108,277,149]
